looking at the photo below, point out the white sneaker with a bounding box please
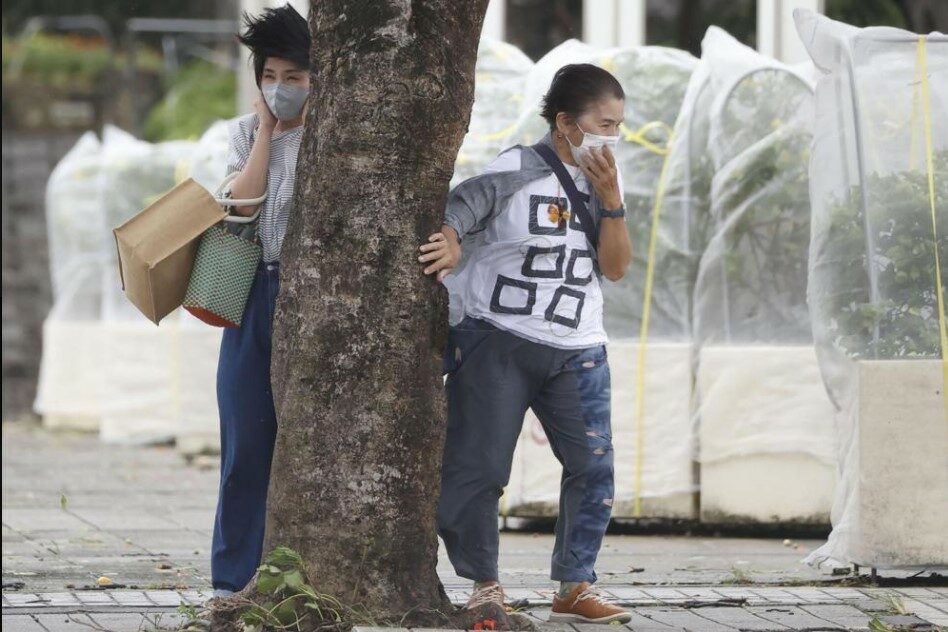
[466,583,505,610]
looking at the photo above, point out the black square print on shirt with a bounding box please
[521,244,566,279]
[490,275,537,315]
[529,195,569,236]
[544,286,585,329]
[568,191,591,232]
[565,248,594,285]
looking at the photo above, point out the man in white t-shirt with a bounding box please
[418,64,633,624]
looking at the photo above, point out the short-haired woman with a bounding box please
[212,4,310,598]
[418,64,633,623]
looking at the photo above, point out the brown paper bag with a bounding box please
[113,178,227,324]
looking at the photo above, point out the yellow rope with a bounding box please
[916,36,948,418]
[621,120,674,156]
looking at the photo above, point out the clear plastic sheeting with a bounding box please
[795,10,948,567]
[33,132,107,429]
[34,124,224,452]
[451,38,534,186]
[691,28,837,474]
[188,120,231,193]
[97,128,197,445]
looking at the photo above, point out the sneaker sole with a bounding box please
[548,612,633,624]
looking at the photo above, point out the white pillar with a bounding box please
[617,0,646,48]
[583,0,618,48]
[237,0,310,113]
[483,0,506,41]
[758,0,824,63]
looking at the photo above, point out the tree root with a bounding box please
[206,590,537,632]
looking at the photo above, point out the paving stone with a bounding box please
[676,588,729,601]
[74,591,118,606]
[144,590,185,607]
[695,606,788,630]
[147,611,192,630]
[783,587,839,604]
[801,604,872,630]
[40,592,80,607]
[33,613,99,631]
[712,587,762,601]
[68,509,180,532]
[4,593,46,607]
[747,605,843,630]
[583,614,684,632]
[88,612,156,631]
[901,599,948,626]
[637,607,737,632]
[2,614,47,632]
[920,599,948,614]
[821,588,871,600]
[876,614,941,630]
[894,589,944,599]
[1,509,92,532]
[599,587,652,600]
[642,588,689,602]
[108,590,152,606]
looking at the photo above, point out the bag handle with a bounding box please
[531,143,598,253]
[214,171,266,224]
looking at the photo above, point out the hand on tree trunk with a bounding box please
[419,225,462,282]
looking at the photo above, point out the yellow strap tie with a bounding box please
[622,121,674,156]
[916,36,948,418]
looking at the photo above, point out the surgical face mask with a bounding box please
[262,82,308,121]
[566,123,620,165]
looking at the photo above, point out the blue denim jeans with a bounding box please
[212,261,279,592]
[437,316,614,583]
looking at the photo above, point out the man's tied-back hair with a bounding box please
[237,4,311,86]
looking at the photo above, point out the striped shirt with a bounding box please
[226,113,303,262]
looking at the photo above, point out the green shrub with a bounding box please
[143,60,236,141]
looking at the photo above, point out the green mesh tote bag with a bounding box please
[183,172,266,328]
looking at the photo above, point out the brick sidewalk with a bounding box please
[4,423,947,631]
[3,587,947,631]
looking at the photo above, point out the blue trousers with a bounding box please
[212,261,280,592]
[438,316,614,583]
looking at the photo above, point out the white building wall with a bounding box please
[758,0,825,63]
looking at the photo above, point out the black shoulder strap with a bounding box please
[531,142,597,253]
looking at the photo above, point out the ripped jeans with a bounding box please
[437,316,614,583]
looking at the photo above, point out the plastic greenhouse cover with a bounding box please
[688,28,837,467]
[805,10,948,565]
[795,9,947,568]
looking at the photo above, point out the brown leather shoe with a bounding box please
[550,582,632,624]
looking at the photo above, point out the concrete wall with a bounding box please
[1,132,79,420]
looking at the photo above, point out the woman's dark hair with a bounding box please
[540,63,625,129]
[237,4,311,87]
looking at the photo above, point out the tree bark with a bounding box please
[265,0,488,621]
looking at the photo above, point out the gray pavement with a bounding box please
[3,422,947,631]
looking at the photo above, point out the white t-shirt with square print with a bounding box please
[447,147,621,349]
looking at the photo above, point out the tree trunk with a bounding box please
[265,0,488,621]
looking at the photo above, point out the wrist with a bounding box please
[602,194,623,210]
[601,209,625,219]
[441,224,460,245]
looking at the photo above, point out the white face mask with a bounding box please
[566,123,620,165]
[262,82,308,121]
